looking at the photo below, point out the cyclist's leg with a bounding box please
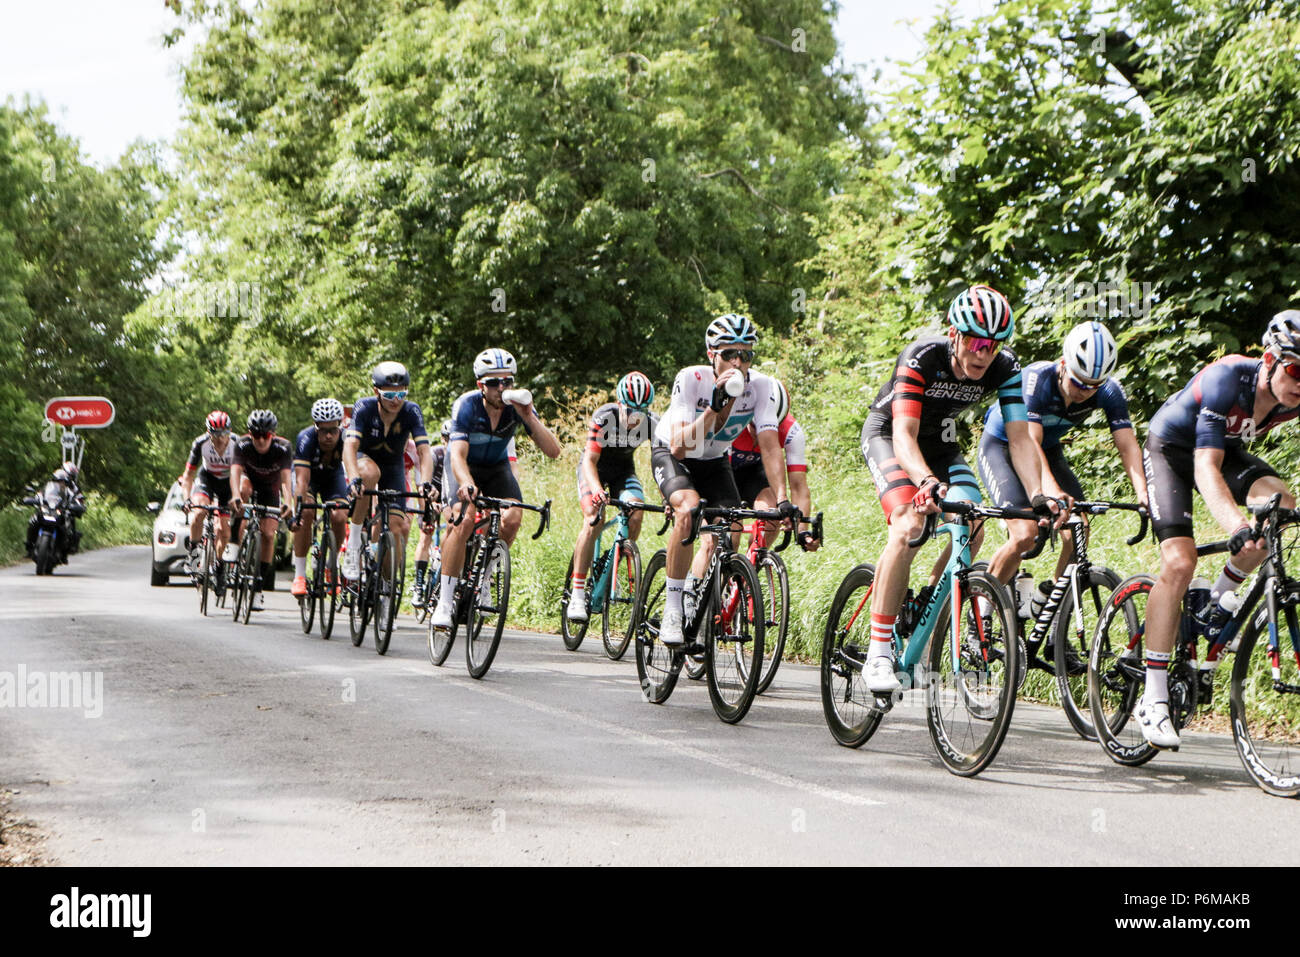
[293,472,316,581]
[188,487,207,546]
[977,433,1037,585]
[620,475,645,541]
[925,446,982,584]
[572,464,605,579]
[652,446,700,641]
[381,457,412,550]
[343,456,379,575]
[1047,446,1086,582]
[1227,449,1289,582]
[688,456,740,579]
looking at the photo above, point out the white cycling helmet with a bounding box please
[771,379,790,422]
[1063,321,1119,386]
[311,397,345,423]
[1264,310,1300,360]
[473,347,517,379]
[705,314,758,351]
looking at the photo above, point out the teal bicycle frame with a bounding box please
[896,516,977,684]
[587,498,637,613]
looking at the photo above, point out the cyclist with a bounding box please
[290,398,349,598]
[429,348,562,631]
[651,314,792,646]
[228,409,294,610]
[978,320,1147,626]
[729,378,821,552]
[342,361,434,582]
[859,284,1057,693]
[1136,310,1300,748]
[180,411,236,583]
[566,371,659,622]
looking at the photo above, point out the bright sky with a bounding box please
[0,0,990,167]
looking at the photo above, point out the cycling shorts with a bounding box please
[977,435,1084,511]
[860,420,980,521]
[650,446,740,509]
[195,470,232,509]
[442,459,522,506]
[1144,433,1278,542]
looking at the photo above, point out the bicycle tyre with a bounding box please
[634,549,684,704]
[1053,564,1121,740]
[199,532,214,617]
[348,549,369,647]
[300,538,319,634]
[820,563,884,748]
[560,555,589,651]
[373,530,403,656]
[1229,591,1300,797]
[927,568,1019,776]
[232,531,255,623]
[466,540,509,679]
[601,540,641,660]
[319,528,338,640]
[750,550,789,695]
[704,553,765,724]
[1088,574,1159,766]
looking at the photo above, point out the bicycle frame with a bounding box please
[587,508,632,611]
[896,517,977,681]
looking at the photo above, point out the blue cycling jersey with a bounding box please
[293,425,344,474]
[983,360,1132,447]
[448,391,534,466]
[1149,354,1300,450]
[346,396,429,464]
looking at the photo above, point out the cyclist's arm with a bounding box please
[756,429,789,504]
[278,468,293,513]
[416,444,433,487]
[888,414,935,488]
[450,438,473,489]
[1026,421,1065,500]
[342,435,361,483]
[580,445,603,497]
[1004,419,1046,501]
[525,410,562,459]
[788,468,811,521]
[229,463,245,505]
[1194,446,1249,536]
[181,465,197,501]
[293,464,312,500]
[1112,427,1148,508]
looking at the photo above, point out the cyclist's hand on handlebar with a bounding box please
[182,501,192,515]
[457,483,477,505]
[911,477,946,515]
[347,477,364,500]
[420,481,436,500]
[1031,493,1065,529]
[229,496,243,514]
[775,498,799,526]
[797,529,821,552]
[1228,522,1266,557]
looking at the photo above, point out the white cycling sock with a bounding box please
[1143,650,1171,705]
[439,574,458,608]
[347,521,363,555]
[294,555,307,578]
[666,577,685,616]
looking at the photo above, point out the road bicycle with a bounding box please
[820,497,1045,776]
[635,502,782,725]
[231,501,283,625]
[340,489,425,655]
[559,497,665,659]
[412,504,444,625]
[185,502,228,617]
[293,498,347,640]
[1090,493,1300,796]
[427,493,551,679]
[1012,500,1147,739]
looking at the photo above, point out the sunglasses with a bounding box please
[717,349,755,363]
[1068,374,1102,391]
[479,377,515,389]
[250,430,273,440]
[316,425,341,436]
[962,335,997,355]
[1279,360,1300,381]
[378,390,408,401]
[208,428,231,438]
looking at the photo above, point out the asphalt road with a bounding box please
[1,545,1293,866]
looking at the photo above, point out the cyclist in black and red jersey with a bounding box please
[859,285,1058,693]
[1134,310,1300,749]
[181,411,236,579]
[229,409,294,610]
[566,372,658,622]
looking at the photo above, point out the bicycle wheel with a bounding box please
[233,532,257,624]
[747,550,789,695]
[348,554,369,647]
[429,542,470,666]
[300,538,319,634]
[1230,590,1300,797]
[466,540,510,679]
[560,555,589,651]
[318,528,337,640]
[634,548,684,704]
[926,568,1019,776]
[1053,564,1121,740]
[373,530,403,656]
[1088,575,1159,766]
[704,553,765,724]
[199,533,215,617]
[602,540,641,660]
[820,563,884,748]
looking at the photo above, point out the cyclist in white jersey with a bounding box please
[651,314,796,645]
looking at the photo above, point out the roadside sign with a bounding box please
[44,396,115,429]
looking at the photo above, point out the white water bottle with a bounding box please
[1014,572,1035,619]
[723,374,744,398]
[502,388,533,408]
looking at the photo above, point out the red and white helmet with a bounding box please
[616,371,655,410]
[206,410,231,433]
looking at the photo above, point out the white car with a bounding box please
[149,481,191,586]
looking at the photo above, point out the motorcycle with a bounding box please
[22,481,84,575]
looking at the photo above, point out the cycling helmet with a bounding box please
[705,313,759,351]
[771,379,790,423]
[947,285,1014,341]
[311,397,345,423]
[206,410,231,433]
[473,348,517,379]
[440,418,454,441]
[1063,321,1119,385]
[52,468,70,483]
[1263,310,1300,360]
[63,463,80,480]
[616,371,655,410]
[247,409,278,434]
[371,361,410,389]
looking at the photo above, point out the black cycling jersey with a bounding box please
[232,435,292,486]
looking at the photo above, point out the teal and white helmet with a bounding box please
[705,313,758,351]
[947,285,1014,340]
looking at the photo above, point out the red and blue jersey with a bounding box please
[1150,354,1300,450]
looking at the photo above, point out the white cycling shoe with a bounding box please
[659,608,685,646]
[429,602,454,631]
[566,592,589,622]
[252,591,265,612]
[1136,699,1181,749]
[342,550,361,582]
[864,656,902,694]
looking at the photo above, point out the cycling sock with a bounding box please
[666,577,685,616]
[869,613,896,661]
[294,555,307,578]
[439,574,458,608]
[416,560,428,576]
[259,561,274,591]
[1144,650,1171,704]
[1212,561,1246,599]
[570,572,586,595]
[347,521,363,556]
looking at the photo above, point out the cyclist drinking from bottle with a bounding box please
[859,285,1058,693]
[291,398,349,598]
[566,371,658,622]
[1136,310,1300,748]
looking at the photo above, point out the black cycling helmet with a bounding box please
[371,361,411,389]
[247,409,278,434]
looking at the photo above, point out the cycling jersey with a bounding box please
[347,396,429,464]
[448,391,533,466]
[186,434,234,481]
[983,360,1132,446]
[864,336,1026,440]
[729,415,807,472]
[654,367,777,460]
[585,403,658,470]
[1149,354,1300,450]
[293,425,344,473]
[232,435,292,505]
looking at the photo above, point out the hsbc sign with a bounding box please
[44,396,115,429]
